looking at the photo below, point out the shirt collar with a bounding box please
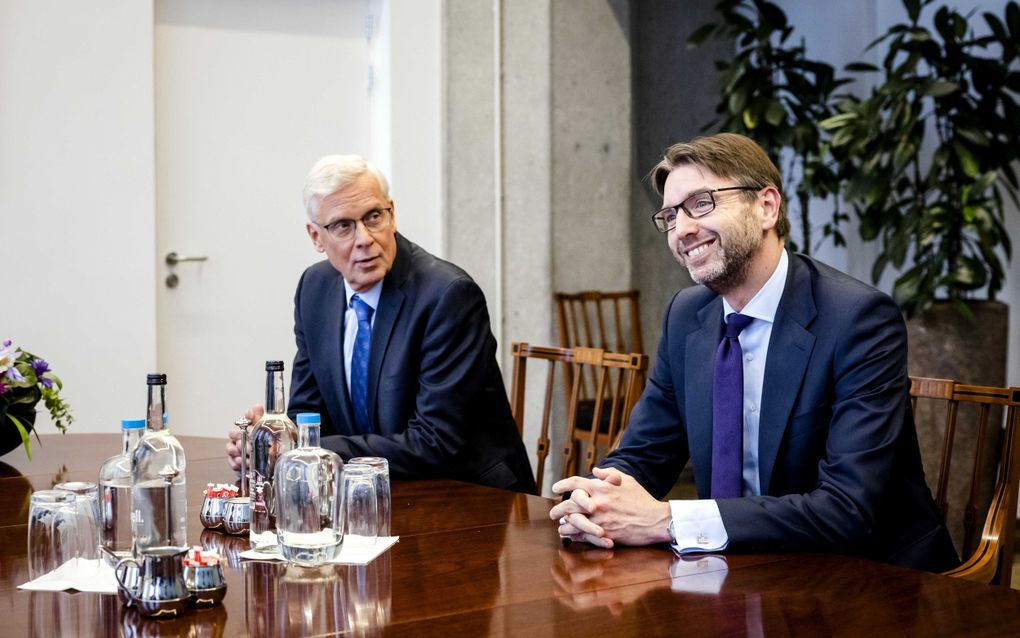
[344,279,383,311]
[721,249,789,324]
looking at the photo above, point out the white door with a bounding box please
[155,0,373,437]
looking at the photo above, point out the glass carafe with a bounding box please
[274,413,344,566]
[98,418,145,561]
[131,374,188,555]
[249,360,298,550]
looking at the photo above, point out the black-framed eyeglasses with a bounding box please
[650,186,760,233]
[315,207,392,241]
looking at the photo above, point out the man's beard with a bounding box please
[687,214,762,294]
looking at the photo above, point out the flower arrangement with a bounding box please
[0,338,73,459]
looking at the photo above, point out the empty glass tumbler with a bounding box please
[347,457,390,536]
[53,481,101,560]
[274,413,344,566]
[341,465,379,540]
[28,491,85,577]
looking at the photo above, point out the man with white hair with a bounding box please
[227,155,536,493]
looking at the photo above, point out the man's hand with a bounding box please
[550,466,673,548]
[225,404,264,472]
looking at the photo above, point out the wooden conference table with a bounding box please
[1,434,1019,636]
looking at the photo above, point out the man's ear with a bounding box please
[306,222,326,253]
[759,186,781,232]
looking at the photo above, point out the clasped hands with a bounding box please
[549,466,673,548]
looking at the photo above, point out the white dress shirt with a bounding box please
[342,280,382,396]
[669,249,789,554]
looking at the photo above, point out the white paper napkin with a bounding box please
[17,558,119,594]
[238,534,398,564]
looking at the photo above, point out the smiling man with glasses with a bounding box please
[551,133,959,574]
[226,155,536,495]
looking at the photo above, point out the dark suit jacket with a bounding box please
[288,233,536,494]
[603,253,959,572]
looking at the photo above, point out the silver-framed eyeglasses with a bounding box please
[316,207,392,241]
[651,186,759,233]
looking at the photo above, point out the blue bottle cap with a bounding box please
[296,412,321,425]
[121,418,145,429]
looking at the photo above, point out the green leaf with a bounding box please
[956,127,990,147]
[923,80,958,97]
[765,100,786,126]
[953,141,979,178]
[687,23,718,47]
[1008,2,1020,40]
[819,112,857,129]
[7,414,32,461]
[845,62,879,72]
[742,108,759,129]
[892,268,922,303]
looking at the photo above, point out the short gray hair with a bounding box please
[302,154,391,222]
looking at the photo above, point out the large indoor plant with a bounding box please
[820,0,1020,322]
[0,338,73,459]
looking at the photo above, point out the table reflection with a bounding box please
[119,605,227,638]
[243,553,392,638]
[199,529,249,570]
[29,591,112,638]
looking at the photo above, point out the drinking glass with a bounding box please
[347,457,391,536]
[341,465,379,540]
[54,481,101,560]
[27,490,79,578]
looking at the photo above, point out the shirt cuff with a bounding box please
[668,499,729,554]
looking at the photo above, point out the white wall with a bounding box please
[0,1,156,436]
[374,0,443,257]
[1,0,444,444]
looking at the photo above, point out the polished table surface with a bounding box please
[1,434,1019,636]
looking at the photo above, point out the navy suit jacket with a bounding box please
[603,253,959,572]
[288,233,536,494]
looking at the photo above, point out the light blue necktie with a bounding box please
[349,294,373,434]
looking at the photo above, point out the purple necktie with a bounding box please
[350,294,373,434]
[711,312,753,499]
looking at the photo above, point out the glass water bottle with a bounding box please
[274,412,344,566]
[130,373,188,555]
[98,418,145,560]
[249,360,298,550]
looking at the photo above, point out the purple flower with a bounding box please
[40,377,54,389]
[4,367,24,383]
[31,359,50,375]
[0,382,7,395]
[2,339,10,347]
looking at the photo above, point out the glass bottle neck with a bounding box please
[299,423,320,448]
[146,383,167,432]
[265,370,287,414]
[121,427,144,455]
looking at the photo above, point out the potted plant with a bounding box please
[688,0,852,254]
[820,0,1020,325]
[0,338,73,459]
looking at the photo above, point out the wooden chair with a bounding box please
[554,290,646,470]
[509,342,648,492]
[909,376,1020,586]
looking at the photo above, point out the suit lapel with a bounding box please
[320,273,355,431]
[686,298,724,498]
[758,256,817,495]
[366,235,409,432]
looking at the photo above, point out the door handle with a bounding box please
[166,252,208,266]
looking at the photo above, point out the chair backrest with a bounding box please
[909,376,1020,586]
[509,342,648,493]
[554,290,644,405]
